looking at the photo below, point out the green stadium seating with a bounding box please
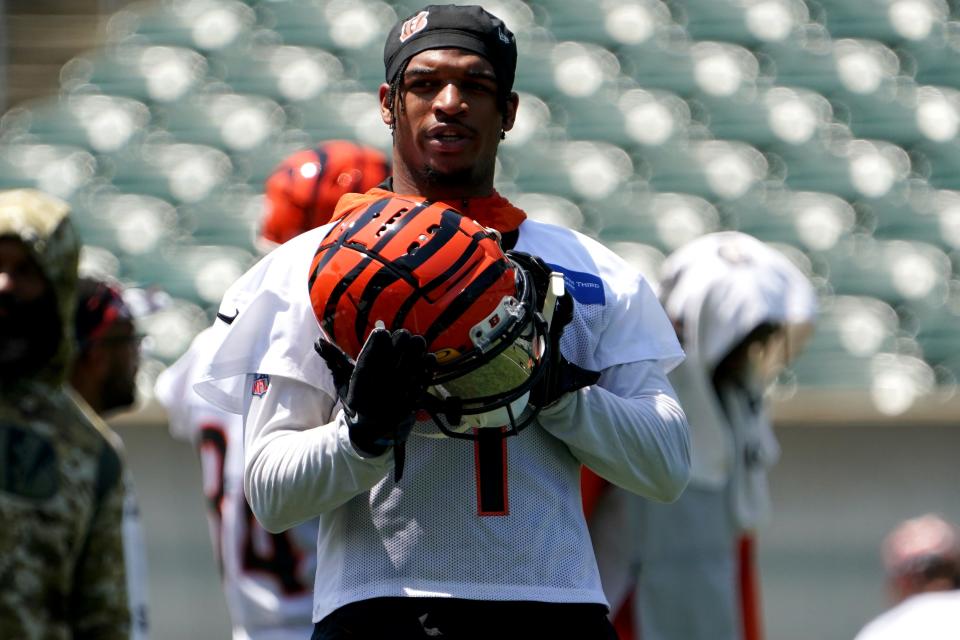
[0,95,151,155]
[674,0,808,45]
[0,142,99,201]
[818,236,952,309]
[530,0,676,47]
[208,43,349,103]
[829,79,933,146]
[105,140,236,204]
[758,35,901,94]
[635,138,768,201]
[121,243,256,307]
[134,295,214,363]
[287,91,392,151]
[61,44,212,103]
[895,21,960,86]
[153,92,287,153]
[591,186,721,252]
[106,0,258,52]
[913,137,960,190]
[771,134,911,200]
[691,85,833,146]
[176,184,265,250]
[815,0,949,42]
[865,183,960,251]
[259,0,396,86]
[69,188,183,256]
[724,188,856,253]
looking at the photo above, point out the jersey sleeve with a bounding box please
[242,374,393,532]
[194,225,337,415]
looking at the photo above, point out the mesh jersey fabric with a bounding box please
[195,204,686,624]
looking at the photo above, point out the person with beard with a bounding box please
[70,278,141,415]
[69,276,151,638]
[193,5,690,639]
[0,189,133,638]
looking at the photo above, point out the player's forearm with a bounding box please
[538,362,691,502]
[243,379,391,532]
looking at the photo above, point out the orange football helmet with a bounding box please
[309,195,550,438]
[259,141,389,247]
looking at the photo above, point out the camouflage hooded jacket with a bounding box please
[0,189,131,639]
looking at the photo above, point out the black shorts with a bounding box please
[311,597,617,640]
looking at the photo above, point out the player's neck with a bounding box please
[391,163,495,201]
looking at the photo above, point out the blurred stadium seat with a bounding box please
[153,92,287,152]
[259,0,397,85]
[61,44,212,103]
[208,43,349,103]
[122,243,255,307]
[592,186,721,252]
[814,0,950,42]
[726,188,857,252]
[70,188,183,256]
[0,94,151,155]
[105,0,258,52]
[678,0,811,45]
[0,142,98,200]
[105,139,235,203]
[817,235,953,309]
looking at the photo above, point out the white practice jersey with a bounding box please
[156,330,317,640]
[855,591,960,640]
[658,231,817,528]
[195,212,690,624]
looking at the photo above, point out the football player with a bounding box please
[155,140,388,640]
[194,5,690,638]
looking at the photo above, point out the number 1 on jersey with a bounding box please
[474,428,509,516]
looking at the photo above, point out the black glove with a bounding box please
[315,329,435,473]
[508,251,600,408]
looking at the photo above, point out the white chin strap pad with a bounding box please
[458,391,531,430]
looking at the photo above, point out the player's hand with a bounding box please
[508,251,599,408]
[317,328,435,458]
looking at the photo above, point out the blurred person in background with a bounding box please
[256,140,389,251]
[854,513,960,640]
[69,276,151,638]
[0,189,132,638]
[193,4,689,638]
[71,277,142,416]
[590,231,817,640]
[154,140,388,640]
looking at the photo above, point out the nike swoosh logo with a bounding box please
[216,309,239,324]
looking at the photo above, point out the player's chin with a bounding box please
[421,163,477,187]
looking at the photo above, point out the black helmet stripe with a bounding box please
[423,258,511,346]
[393,223,491,330]
[353,206,462,338]
[308,196,395,292]
[305,145,330,216]
[369,199,432,252]
[319,255,373,342]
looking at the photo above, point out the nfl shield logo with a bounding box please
[251,374,270,397]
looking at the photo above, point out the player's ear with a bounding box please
[501,91,520,133]
[379,83,395,127]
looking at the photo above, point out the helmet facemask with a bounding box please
[418,263,552,439]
